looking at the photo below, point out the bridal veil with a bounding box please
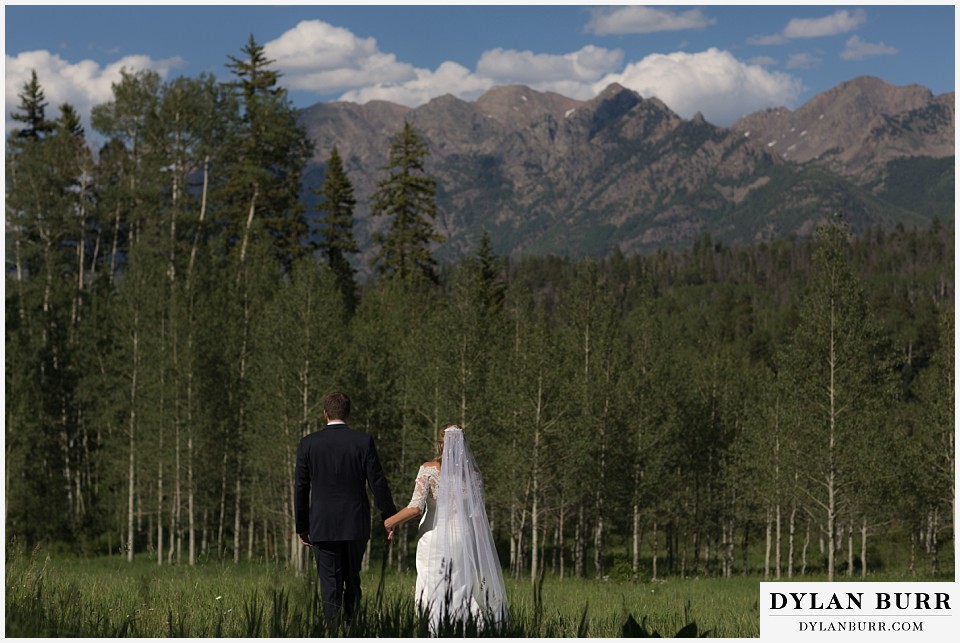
[420,425,508,632]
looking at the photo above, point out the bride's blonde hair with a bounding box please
[435,423,461,465]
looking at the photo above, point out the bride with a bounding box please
[384,424,507,631]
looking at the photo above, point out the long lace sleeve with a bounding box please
[407,465,431,511]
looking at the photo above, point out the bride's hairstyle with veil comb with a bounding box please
[434,423,460,465]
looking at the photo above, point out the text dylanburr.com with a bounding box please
[760,582,957,641]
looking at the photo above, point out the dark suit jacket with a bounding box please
[294,423,396,543]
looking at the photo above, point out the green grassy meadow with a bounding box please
[5,546,951,638]
[7,548,755,637]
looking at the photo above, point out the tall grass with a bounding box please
[6,546,760,637]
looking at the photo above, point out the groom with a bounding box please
[295,391,396,630]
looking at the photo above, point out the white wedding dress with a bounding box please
[404,427,507,633]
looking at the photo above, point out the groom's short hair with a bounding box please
[324,391,351,421]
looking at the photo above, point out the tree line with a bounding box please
[5,37,954,584]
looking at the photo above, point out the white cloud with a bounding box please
[783,9,866,39]
[747,33,789,46]
[750,9,867,47]
[5,19,808,136]
[586,6,714,36]
[339,61,492,107]
[264,20,415,93]
[595,48,805,126]
[265,20,378,70]
[476,46,622,84]
[338,45,626,107]
[786,52,821,70]
[841,35,898,61]
[748,56,779,67]
[6,50,183,134]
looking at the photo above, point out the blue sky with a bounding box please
[4,2,957,132]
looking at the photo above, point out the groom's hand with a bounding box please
[298,532,312,547]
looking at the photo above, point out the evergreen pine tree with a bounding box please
[222,34,311,271]
[314,147,360,312]
[472,229,506,314]
[369,121,444,283]
[10,70,55,143]
[54,103,85,139]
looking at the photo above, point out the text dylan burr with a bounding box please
[770,592,951,611]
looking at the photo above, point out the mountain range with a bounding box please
[296,75,955,264]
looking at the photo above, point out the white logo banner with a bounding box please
[760,582,957,642]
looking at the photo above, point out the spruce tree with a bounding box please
[221,34,311,271]
[10,70,55,143]
[54,103,85,139]
[472,230,506,314]
[369,121,444,283]
[314,147,360,312]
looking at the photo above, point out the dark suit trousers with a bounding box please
[312,540,366,629]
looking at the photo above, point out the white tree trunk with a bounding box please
[860,516,867,578]
[594,410,606,581]
[530,420,540,584]
[233,476,242,563]
[558,502,565,580]
[184,155,207,567]
[237,185,259,279]
[847,521,854,577]
[801,521,810,576]
[217,451,228,554]
[109,205,122,283]
[826,303,838,582]
[775,502,782,579]
[188,156,210,278]
[788,502,796,579]
[157,456,163,566]
[174,416,182,565]
[188,424,196,565]
[247,506,255,561]
[651,519,658,581]
[529,370,548,584]
[764,508,772,579]
[632,497,641,577]
[127,321,140,563]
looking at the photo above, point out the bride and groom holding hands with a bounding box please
[294,391,507,632]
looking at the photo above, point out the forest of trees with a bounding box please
[5,38,954,585]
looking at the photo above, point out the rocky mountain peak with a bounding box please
[731,76,948,175]
[474,84,582,126]
[297,76,952,266]
[595,82,629,98]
